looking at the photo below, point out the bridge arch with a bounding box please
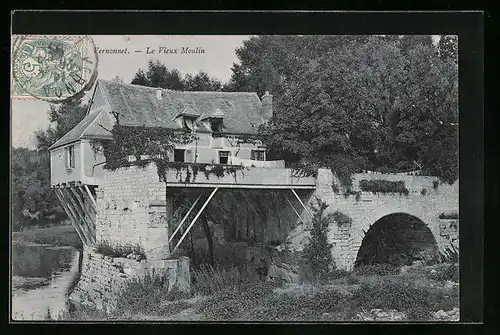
[352,206,439,267]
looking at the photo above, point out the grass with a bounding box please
[192,263,255,295]
[58,262,459,321]
[12,225,82,249]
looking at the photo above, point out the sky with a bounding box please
[11,35,250,149]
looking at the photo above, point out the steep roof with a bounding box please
[49,79,266,151]
[48,108,114,150]
[97,79,264,134]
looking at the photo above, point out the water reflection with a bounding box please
[12,244,75,278]
[11,244,79,320]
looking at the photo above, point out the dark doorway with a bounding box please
[174,149,185,162]
[355,213,438,267]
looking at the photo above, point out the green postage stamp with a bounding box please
[11,35,98,102]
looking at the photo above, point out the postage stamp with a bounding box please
[11,35,98,102]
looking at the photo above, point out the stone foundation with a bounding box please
[70,245,190,311]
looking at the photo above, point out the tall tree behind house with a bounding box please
[229,35,458,185]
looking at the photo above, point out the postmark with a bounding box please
[11,35,98,103]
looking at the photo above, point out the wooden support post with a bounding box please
[67,187,95,243]
[291,189,313,219]
[54,188,89,245]
[62,188,95,244]
[69,187,96,238]
[284,193,306,226]
[169,193,203,244]
[173,187,218,254]
[84,184,97,209]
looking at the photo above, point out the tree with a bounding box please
[257,35,458,186]
[184,71,222,91]
[131,60,222,91]
[11,147,65,230]
[35,100,88,152]
[302,199,334,283]
[225,35,370,103]
[12,100,89,230]
[438,35,458,65]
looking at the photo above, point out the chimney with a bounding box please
[156,89,163,100]
[261,91,273,121]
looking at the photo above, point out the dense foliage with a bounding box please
[90,125,195,170]
[131,60,223,91]
[12,147,65,230]
[12,100,88,230]
[302,199,334,282]
[228,35,458,187]
[359,179,410,195]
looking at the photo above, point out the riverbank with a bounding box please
[57,262,459,322]
[12,225,82,249]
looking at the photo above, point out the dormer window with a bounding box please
[174,106,201,132]
[182,117,196,131]
[210,118,223,133]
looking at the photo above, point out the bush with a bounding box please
[428,263,459,283]
[195,280,284,321]
[248,288,347,321]
[113,272,190,316]
[326,268,350,280]
[95,240,146,261]
[439,245,459,263]
[350,280,459,316]
[332,211,352,228]
[302,199,334,283]
[192,263,254,296]
[439,212,459,219]
[359,179,409,195]
[354,263,400,276]
[407,306,432,320]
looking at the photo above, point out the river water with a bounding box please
[11,243,80,321]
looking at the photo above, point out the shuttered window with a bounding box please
[251,150,266,161]
[65,145,75,169]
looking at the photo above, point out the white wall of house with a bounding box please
[82,140,106,182]
[51,133,266,186]
[50,142,83,186]
[172,132,266,164]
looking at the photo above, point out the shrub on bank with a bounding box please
[94,240,146,261]
[192,263,255,296]
[428,263,459,282]
[350,279,459,316]
[354,263,400,276]
[195,279,285,321]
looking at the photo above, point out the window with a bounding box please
[182,117,195,131]
[65,145,75,169]
[174,149,185,162]
[210,119,223,133]
[219,151,231,164]
[251,149,266,161]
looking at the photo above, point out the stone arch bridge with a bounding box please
[301,169,459,270]
[66,163,458,273]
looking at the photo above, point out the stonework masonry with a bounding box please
[73,163,458,309]
[306,169,459,270]
[95,163,171,261]
[70,245,190,311]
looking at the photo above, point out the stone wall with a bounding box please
[299,169,459,271]
[95,163,171,261]
[70,245,191,311]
